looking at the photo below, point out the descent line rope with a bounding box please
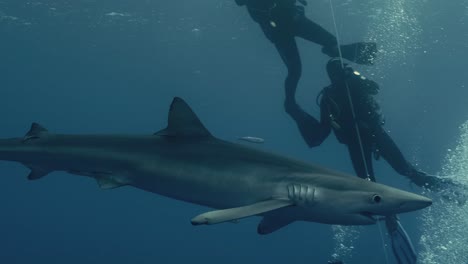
[327,1,391,263]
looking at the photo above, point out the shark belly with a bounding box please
[129,155,283,210]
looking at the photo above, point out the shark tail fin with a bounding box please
[21,123,51,180]
[23,122,48,142]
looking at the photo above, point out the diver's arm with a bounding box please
[317,99,332,141]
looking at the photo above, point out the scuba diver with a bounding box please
[234,0,377,130]
[306,57,450,188]
[302,58,462,264]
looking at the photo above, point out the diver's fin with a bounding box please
[23,123,48,142]
[323,42,377,66]
[26,165,51,180]
[191,199,293,226]
[343,42,377,65]
[284,101,323,147]
[387,217,417,264]
[155,97,212,138]
[257,214,294,235]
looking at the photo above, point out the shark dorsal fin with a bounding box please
[155,97,212,138]
[23,123,48,142]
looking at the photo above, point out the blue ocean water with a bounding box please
[0,0,467,263]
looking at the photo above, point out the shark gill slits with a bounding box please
[287,184,315,205]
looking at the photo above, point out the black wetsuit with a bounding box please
[235,0,347,105]
[235,0,376,147]
[305,62,461,264]
[310,72,424,182]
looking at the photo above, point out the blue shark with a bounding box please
[0,97,431,234]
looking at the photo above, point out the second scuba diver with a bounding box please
[307,58,454,189]
[302,58,463,264]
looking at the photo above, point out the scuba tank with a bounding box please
[318,70,384,140]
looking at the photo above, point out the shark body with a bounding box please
[0,97,431,234]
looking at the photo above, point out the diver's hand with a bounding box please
[412,172,467,205]
[411,172,449,190]
[412,173,457,191]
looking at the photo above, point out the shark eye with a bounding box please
[372,194,382,204]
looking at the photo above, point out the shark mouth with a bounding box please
[359,212,378,222]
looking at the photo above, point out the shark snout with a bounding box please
[398,194,432,213]
[369,186,433,216]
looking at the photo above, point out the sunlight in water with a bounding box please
[364,0,423,77]
[330,225,361,262]
[419,121,468,264]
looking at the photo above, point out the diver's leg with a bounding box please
[294,16,377,65]
[376,130,423,178]
[377,129,462,192]
[274,38,322,147]
[347,137,375,181]
[273,37,302,105]
[294,16,337,47]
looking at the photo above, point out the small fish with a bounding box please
[105,12,131,17]
[238,136,265,144]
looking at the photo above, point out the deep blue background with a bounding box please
[1,1,467,263]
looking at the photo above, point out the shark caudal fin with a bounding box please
[23,122,48,142]
[22,123,51,180]
[154,97,213,138]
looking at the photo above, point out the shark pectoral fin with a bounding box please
[96,177,127,190]
[190,199,293,226]
[257,215,295,235]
